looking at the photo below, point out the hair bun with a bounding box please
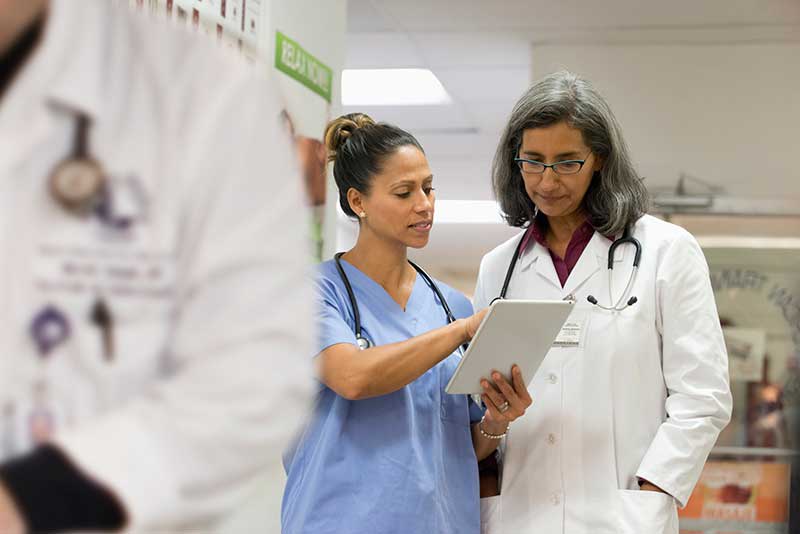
[324,113,375,162]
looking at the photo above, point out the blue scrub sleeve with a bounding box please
[315,278,359,355]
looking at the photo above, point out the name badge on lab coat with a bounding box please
[552,310,588,348]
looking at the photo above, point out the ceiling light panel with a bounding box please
[341,68,452,106]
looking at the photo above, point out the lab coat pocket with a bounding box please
[480,495,502,534]
[617,489,678,534]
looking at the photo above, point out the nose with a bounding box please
[538,167,560,192]
[414,188,433,213]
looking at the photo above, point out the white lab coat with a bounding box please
[474,214,732,534]
[0,1,314,531]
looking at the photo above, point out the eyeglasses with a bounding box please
[514,153,591,175]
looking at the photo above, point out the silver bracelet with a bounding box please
[478,415,508,440]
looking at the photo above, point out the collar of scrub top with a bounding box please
[333,253,467,353]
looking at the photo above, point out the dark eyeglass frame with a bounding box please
[514,153,592,175]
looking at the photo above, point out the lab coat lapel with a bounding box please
[562,232,605,297]
[0,0,102,176]
[561,231,628,297]
[519,241,562,292]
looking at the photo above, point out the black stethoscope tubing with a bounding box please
[334,252,464,351]
[493,224,642,310]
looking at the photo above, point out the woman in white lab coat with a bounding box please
[474,71,732,534]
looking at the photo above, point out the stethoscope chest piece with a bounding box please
[49,157,106,215]
[356,335,372,350]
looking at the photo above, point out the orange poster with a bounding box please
[679,461,790,533]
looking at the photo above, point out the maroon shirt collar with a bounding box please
[518,216,611,287]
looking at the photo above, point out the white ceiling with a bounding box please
[347,1,800,33]
[341,0,800,275]
[344,0,800,201]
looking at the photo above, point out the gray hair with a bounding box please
[493,70,649,236]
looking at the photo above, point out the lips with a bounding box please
[410,220,432,231]
[536,194,565,202]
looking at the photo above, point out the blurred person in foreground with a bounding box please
[473,71,732,534]
[0,0,314,532]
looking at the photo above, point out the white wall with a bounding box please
[531,41,800,200]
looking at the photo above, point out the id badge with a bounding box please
[552,309,588,348]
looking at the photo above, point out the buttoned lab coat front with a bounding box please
[473,215,732,534]
[0,1,314,531]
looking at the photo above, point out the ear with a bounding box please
[592,154,605,173]
[346,187,364,217]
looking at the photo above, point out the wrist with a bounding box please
[482,418,508,434]
[478,415,508,440]
[638,478,667,494]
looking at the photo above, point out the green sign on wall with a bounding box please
[275,31,332,103]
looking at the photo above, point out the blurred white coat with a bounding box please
[0,0,314,530]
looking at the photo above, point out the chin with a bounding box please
[406,237,430,249]
[537,205,572,219]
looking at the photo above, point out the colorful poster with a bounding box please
[274,31,333,103]
[679,461,790,534]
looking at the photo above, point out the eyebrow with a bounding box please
[520,150,584,160]
[390,175,434,188]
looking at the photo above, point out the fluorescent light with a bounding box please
[434,200,505,224]
[342,69,452,106]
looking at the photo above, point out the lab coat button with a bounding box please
[547,433,557,444]
[547,373,558,384]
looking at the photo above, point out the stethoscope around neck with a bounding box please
[493,220,643,312]
[334,252,465,351]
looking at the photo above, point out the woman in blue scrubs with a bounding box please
[282,113,533,534]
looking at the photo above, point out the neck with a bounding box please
[545,212,586,245]
[342,230,413,291]
[0,2,47,99]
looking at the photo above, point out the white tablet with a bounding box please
[445,299,575,395]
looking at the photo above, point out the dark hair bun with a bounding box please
[324,113,376,163]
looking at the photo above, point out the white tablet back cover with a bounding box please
[445,299,574,395]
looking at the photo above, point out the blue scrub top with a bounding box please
[282,259,484,534]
